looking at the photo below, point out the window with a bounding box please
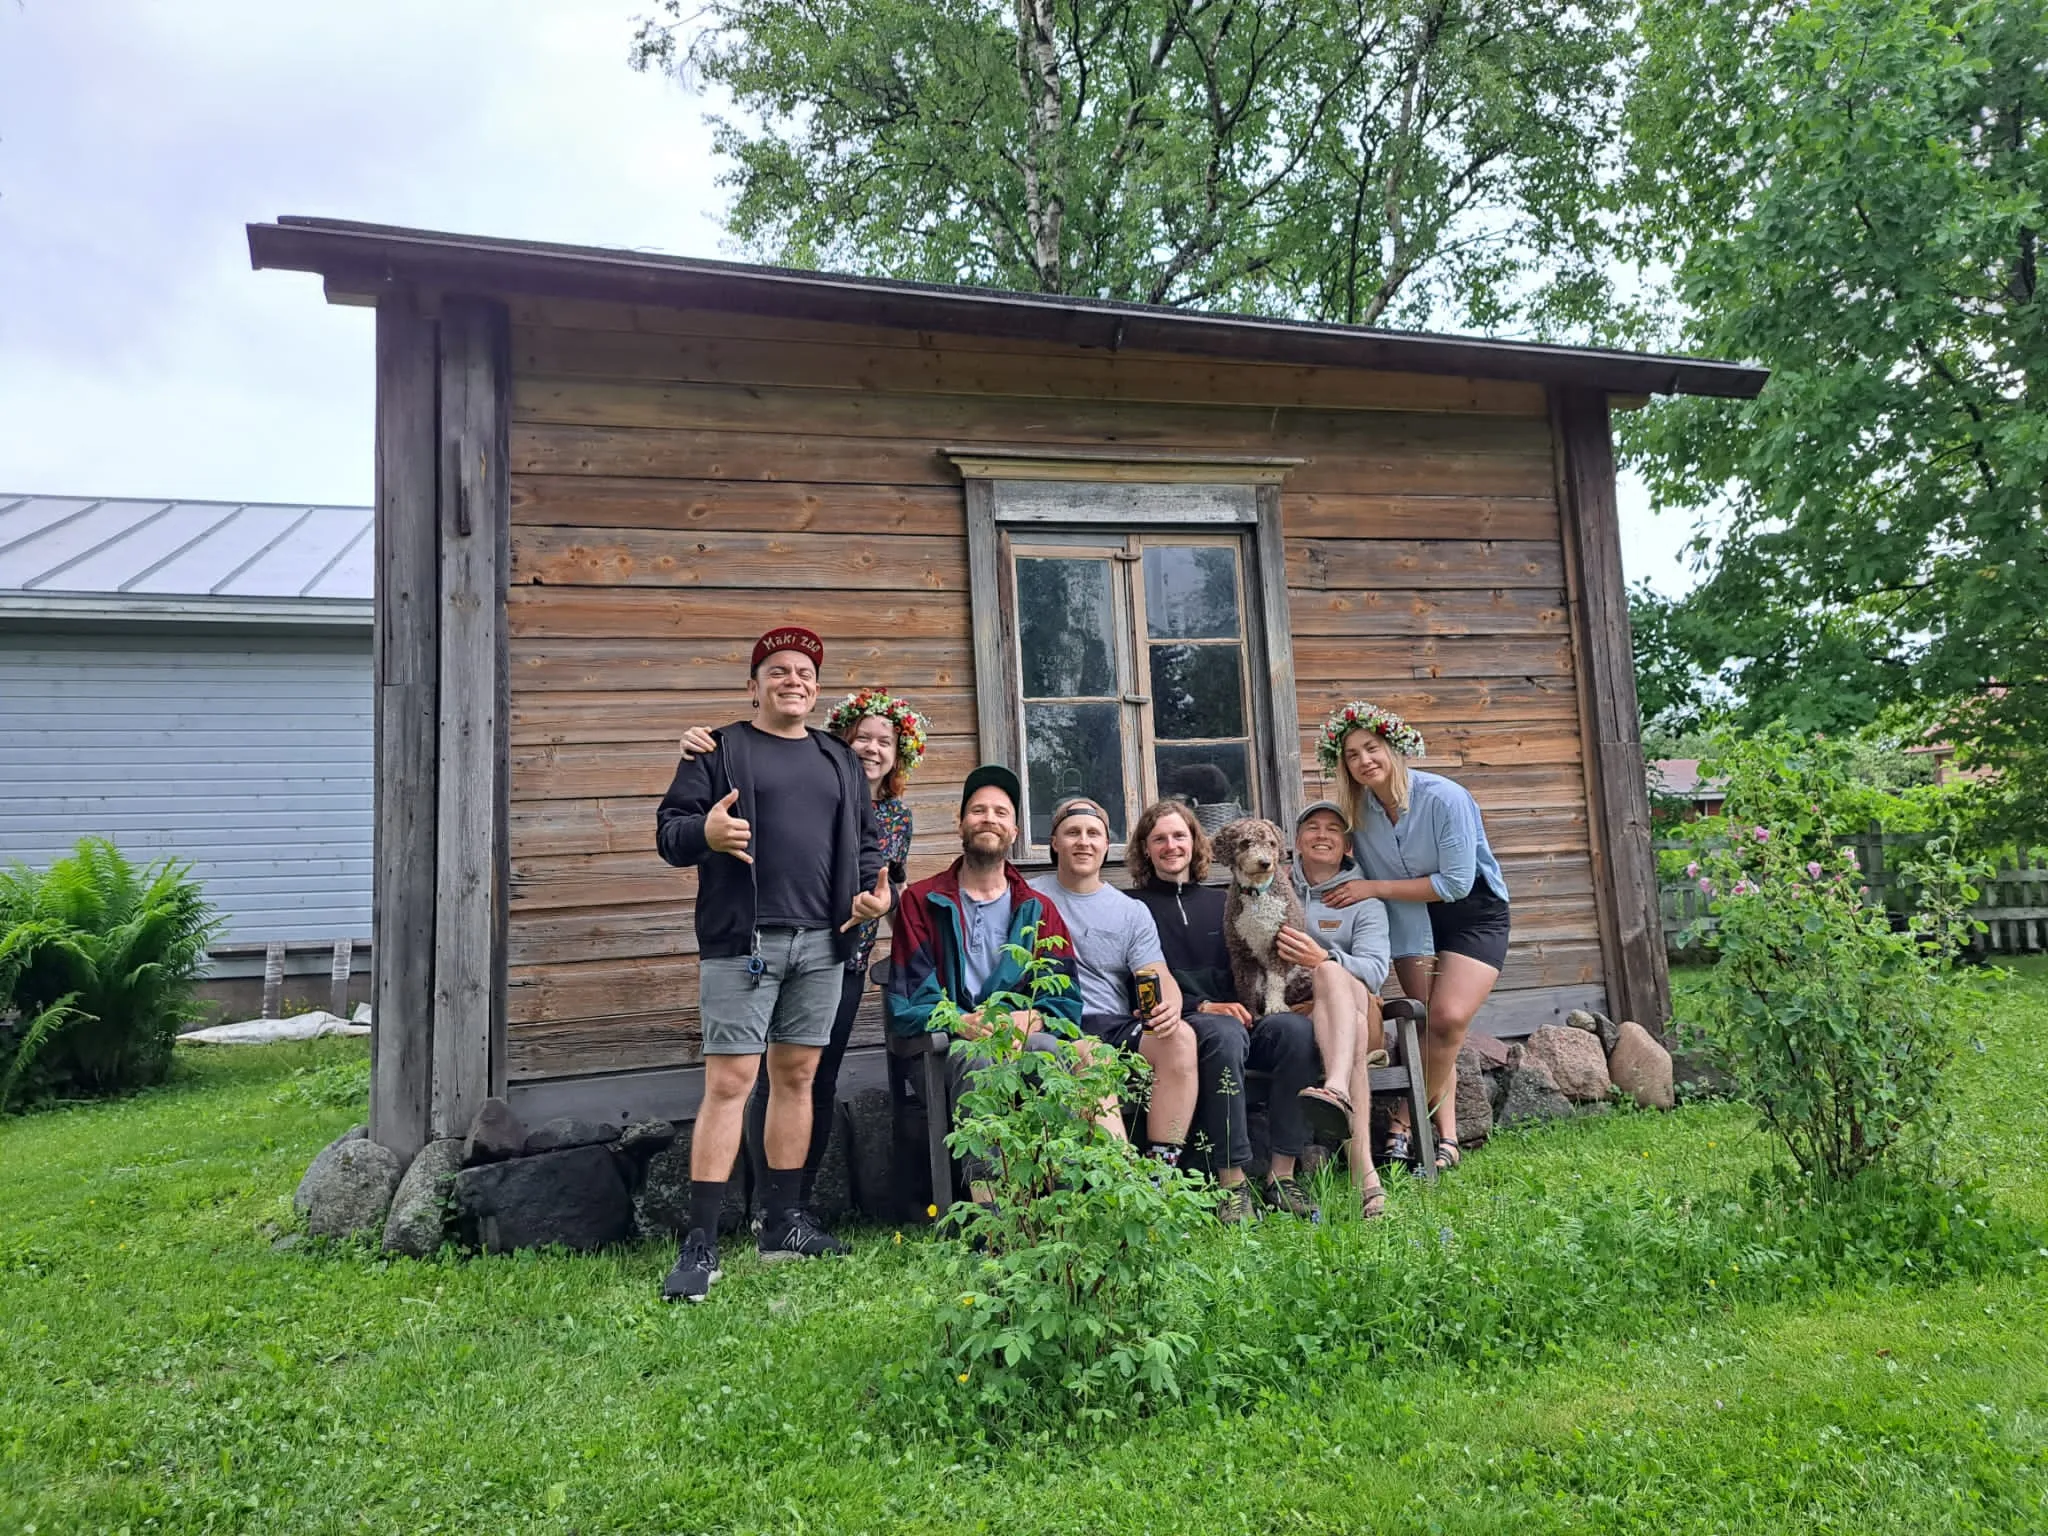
[951,449,1306,861]
[1013,535,1256,846]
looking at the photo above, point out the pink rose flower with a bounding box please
[1752,826,1771,843]
[1686,861,1701,879]
[1698,878,1713,893]
[1806,861,1823,879]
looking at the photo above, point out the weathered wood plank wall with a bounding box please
[502,298,1606,1083]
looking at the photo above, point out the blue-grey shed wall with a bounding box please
[0,631,372,944]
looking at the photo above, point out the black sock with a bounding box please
[686,1178,727,1242]
[1146,1142,1183,1167]
[763,1167,803,1221]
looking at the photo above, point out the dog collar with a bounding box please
[1242,876,1277,895]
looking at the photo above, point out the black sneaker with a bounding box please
[662,1229,721,1304]
[757,1207,848,1261]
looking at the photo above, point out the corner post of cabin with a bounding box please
[430,295,513,1139]
[1550,386,1671,1030]
[370,290,439,1162]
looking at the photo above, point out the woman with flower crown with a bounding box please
[1316,702,1510,1172]
[679,687,925,1225]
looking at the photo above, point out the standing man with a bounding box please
[654,626,892,1303]
[1027,797,1198,1167]
[1124,800,1325,1223]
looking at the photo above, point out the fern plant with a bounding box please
[0,838,221,1110]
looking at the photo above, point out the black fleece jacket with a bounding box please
[1128,876,1235,1008]
[654,721,888,961]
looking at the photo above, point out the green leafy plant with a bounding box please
[1673,745,1986,1181]
[914,930,1217,1435]
[272,1055,372,1111]
[0,838,221,1111]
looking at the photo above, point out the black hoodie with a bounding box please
[654,720,887,961]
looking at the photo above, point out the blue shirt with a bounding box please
[958,887,1015,1000]
[1350,770,1508,957]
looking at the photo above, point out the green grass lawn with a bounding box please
[3,963,2045,1534]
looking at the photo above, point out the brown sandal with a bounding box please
[1299,1084,1354,1144]
[1359,1177,1387,1221]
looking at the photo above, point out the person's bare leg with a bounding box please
[1307,964,1357,1091]
[761,1042,823,1169]
[1138,1026,1197,1146]
[1415,953,1501,1145]
[1386,956,1437,1140]
[691,1053,763,1181]
[1073,1037,1132,1141]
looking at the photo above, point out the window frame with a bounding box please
[950,448,1305,865]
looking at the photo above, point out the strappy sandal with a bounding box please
[1299,1084,1353,1144]
[1384,1123,1412,1165]
[1434,1134,1462,1172]
[1358,1176,1387,1221]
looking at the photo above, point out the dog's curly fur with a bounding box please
[1210,818,1316,1018]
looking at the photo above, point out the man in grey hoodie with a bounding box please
[1284,799,1394,1216]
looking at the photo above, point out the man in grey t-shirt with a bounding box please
[1028,797,1199,1169]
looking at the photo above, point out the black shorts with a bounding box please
[1428,881,1511,971]
[1080,1013,1145,1052]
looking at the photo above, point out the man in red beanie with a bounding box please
[654,626,892,1302]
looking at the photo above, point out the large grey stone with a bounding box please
[615,1119,678,1162]
[294,1124,366,1215]
[303,1138,403,1239]
[1589,1011,1623,1056]
[1452,1045,1494,1147]
[1462,1033,1512,1072]
[464,1098,527,1165]
[522,1117,620,1155]
[634,1140,693,1239]
[1608,1021,1676,1110]
[1497,1057,1574,1128]
[452,1144,633,1254]
[1520,1025,1612,1103]
[381,1138,465,1257]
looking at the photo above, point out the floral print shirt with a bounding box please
[847,795,913,973]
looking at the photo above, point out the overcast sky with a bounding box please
[0,0,1703,594]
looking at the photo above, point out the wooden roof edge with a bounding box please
[248,217,1770,402]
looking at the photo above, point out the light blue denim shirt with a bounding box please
[1350,770,1509,959]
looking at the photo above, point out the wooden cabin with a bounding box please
[249,217,1767,1161]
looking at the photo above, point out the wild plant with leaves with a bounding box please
[0,838,220,1111]
[918,929,1216,1433]
[1674,746,1986,1183]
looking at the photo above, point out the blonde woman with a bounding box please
[1318,703,1510,1171]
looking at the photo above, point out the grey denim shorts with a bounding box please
[699,927,844,1055]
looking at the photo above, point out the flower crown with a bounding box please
[825,687,928,775]
[1316,701,1425,772]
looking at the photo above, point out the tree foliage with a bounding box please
[1623,0,2048,827]
[633,0,1631,332]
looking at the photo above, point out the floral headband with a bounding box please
[1316,701,1425,773]
[825,687,928,775]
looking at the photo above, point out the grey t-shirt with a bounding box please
[958,887,1015,1003]
[1028,874,1166,1022]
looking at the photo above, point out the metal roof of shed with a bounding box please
[249,217,1771,402]
[0,495,372,626]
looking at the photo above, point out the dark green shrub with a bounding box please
[0,838,221,1110]
[1673,734,1986,1182]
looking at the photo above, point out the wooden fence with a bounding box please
[1656,835,2048,957]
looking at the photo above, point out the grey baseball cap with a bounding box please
[1295,798,1351,832]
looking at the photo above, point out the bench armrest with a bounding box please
[887,1029,952,1058]
[1381,997,1427,1024]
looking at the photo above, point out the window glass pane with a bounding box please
[1016,557,1116,698]
[1024,702,1127,844]
[1150,643,1245,739]
[1157,742,1251,836]
[1144,545,1241,640]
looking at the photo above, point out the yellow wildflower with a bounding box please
[927,1204,939,1218]
[957,1373,970,1384]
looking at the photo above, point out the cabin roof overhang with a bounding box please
[249,217,1769,402]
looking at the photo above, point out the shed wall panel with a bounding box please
[0,633,372,944]
[500,312,1601,1083]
